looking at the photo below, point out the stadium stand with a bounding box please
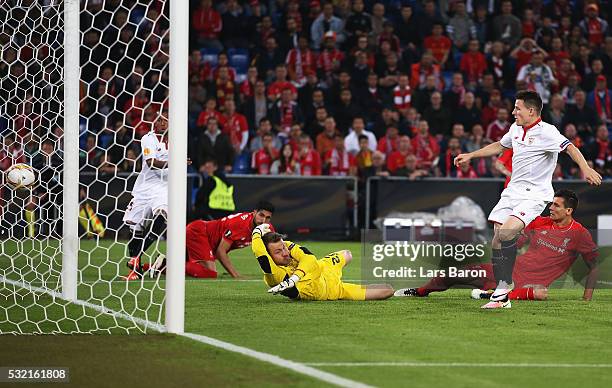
[66,0,611,180]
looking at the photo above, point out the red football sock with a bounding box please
[185,261,217,278]
[417,276,452,296]
[509,287,534,300]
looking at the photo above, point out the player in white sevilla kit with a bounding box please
[122,113,171,280]
[454,90,602,309]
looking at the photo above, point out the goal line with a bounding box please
[1,275,371,388]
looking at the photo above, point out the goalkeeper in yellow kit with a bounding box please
[251,224,394,300]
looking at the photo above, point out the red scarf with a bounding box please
[474,158,487,176]
[330,148,350,175]
[451,85,466,106]
[318,49,341,73]
[445,149,461,177]
[445,150,455,177]
[280,102,294,133]
[587,18,604,45]
[492,56,503,79]
[596,139,610,161]
[594,89,611,120]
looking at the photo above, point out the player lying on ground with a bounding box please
[395,190,599,301]
[251,224,394,300]
[180,201,275,278]
[454,90,601,308]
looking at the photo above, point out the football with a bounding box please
[5,163,37,189]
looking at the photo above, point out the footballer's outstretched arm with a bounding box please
[146,158,192,169]
[216,239,241,278]
[454,141,505,167]
[565,144,602,185]
[583,260,599,301]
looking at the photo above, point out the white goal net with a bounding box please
[0,0,182,334]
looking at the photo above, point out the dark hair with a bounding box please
[255,200,275,213]
[279,143,295,172]
[515,90,543,114]
[358,134,369,142]
[262,232,286,248]
[554,189,578,212]
[203,157,217,165]
[259,117,271,125]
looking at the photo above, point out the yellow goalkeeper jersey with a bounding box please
[251,234,366,301]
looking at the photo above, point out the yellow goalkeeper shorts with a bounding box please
[318,251,366,301]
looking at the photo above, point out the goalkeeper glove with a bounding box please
[268,274,300,294]
[252,223,272,237]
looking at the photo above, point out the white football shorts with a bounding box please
[123,191,168,232]
[488,196,548,227]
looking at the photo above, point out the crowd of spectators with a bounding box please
[1,0,611,183]
[188,0,612,180]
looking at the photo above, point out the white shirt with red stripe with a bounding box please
[500,118,570,201]
[393,85,411,110]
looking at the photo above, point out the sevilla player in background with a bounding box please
[395,190,599,301]
[454,90,601,309]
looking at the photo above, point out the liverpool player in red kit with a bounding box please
[185,201,274,278]
[395,190,599,301]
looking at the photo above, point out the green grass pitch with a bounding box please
[1,240,612,387]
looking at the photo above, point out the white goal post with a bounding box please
[1,0,186,334]
[166,0,188,334]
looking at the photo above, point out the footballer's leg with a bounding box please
[397,263,493,297]
[365,284,394,300]
[142,209,167,255]
[483,217,523,308]
[336,282,393,301]
[484,196,514,307]
[136,209,168,275]
[185,220,218,278]
[485,200,545,308]
[122,224,147,280]
[342,250,352,267]
[508,285,547,300]
[121,200,151,280]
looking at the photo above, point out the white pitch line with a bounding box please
[7,278,365,285]
[1,276,372,388]
[182,333,372,388]
[0,275,165,332]
[305,362,612,368]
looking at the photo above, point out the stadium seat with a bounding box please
[228,48,249,83]
[201,48,220,67]
[453,51,463,70]
[442,71,454,91]
[232,151,251,174]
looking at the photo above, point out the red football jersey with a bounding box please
[203,212,267,252]
[298,149,322,176]
[223,113,248,149]
[252,148,278,175]
[513,216,598,288]
[423,35,451,64]
[498,148,513,188]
